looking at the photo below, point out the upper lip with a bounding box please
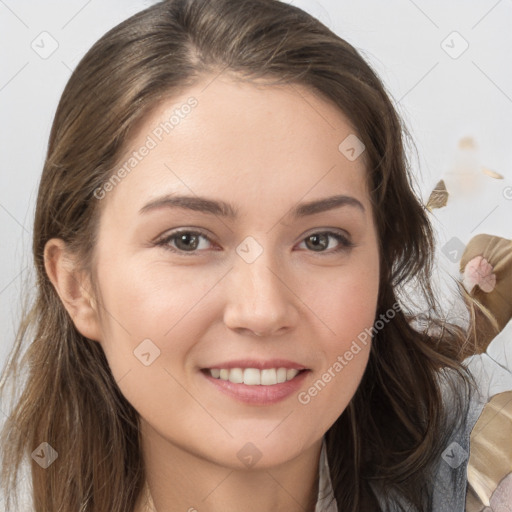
[203,359,307,370]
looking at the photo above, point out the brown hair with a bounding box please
[0,0,478,510]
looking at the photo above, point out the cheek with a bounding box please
[92,255,229,392]
[295,271,378,435]
[92,260,222,419]
[307,273,377,368]
[96,256,218,337]
[294,248,379,399]
[325,277,378,334]
[299,253,380,346]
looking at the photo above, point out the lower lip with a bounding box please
[202,370,310,405]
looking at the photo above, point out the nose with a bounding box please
[222,251,300,338]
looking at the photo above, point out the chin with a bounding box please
[194,431,319,471]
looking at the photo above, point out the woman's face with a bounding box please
[90,75,380,469]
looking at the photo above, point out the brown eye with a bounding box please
[174,232,201,251]
[156,230,213,254]
[305,233,329,251]
[300,231,354,253]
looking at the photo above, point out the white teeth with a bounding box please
[228,368,243,384]
[208,367,302,385]
[261,369,277,385]
[243,368,260,385]
[286,369,299,380]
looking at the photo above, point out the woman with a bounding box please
[1,0,510,510]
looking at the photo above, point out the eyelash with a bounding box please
[154,229,354,256]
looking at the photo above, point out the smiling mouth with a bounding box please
[203,367,308,386]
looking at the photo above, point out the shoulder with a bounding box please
[434,319,512,511]
[383,321,512,511]
[463,319,512,510]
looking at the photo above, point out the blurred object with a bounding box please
[426,179,448,210]
[463,256,497,294]
[466,391,512,511]
[460,234,512,353]
[427,137,504,210]
[482,168,504,180]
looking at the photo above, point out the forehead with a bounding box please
[104,74,370,216]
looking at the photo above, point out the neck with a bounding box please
[137,420,322,512]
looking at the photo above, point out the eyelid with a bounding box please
[300,227,352,243]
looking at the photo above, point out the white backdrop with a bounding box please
[1,0,512,371]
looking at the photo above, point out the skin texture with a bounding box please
[44,75,380,512]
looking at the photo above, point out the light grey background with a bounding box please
[1,0,512,372]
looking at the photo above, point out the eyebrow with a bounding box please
[138,194,365,219]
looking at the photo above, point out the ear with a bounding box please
[44,238,102,342]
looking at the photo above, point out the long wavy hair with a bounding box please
[0,0,479,510]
